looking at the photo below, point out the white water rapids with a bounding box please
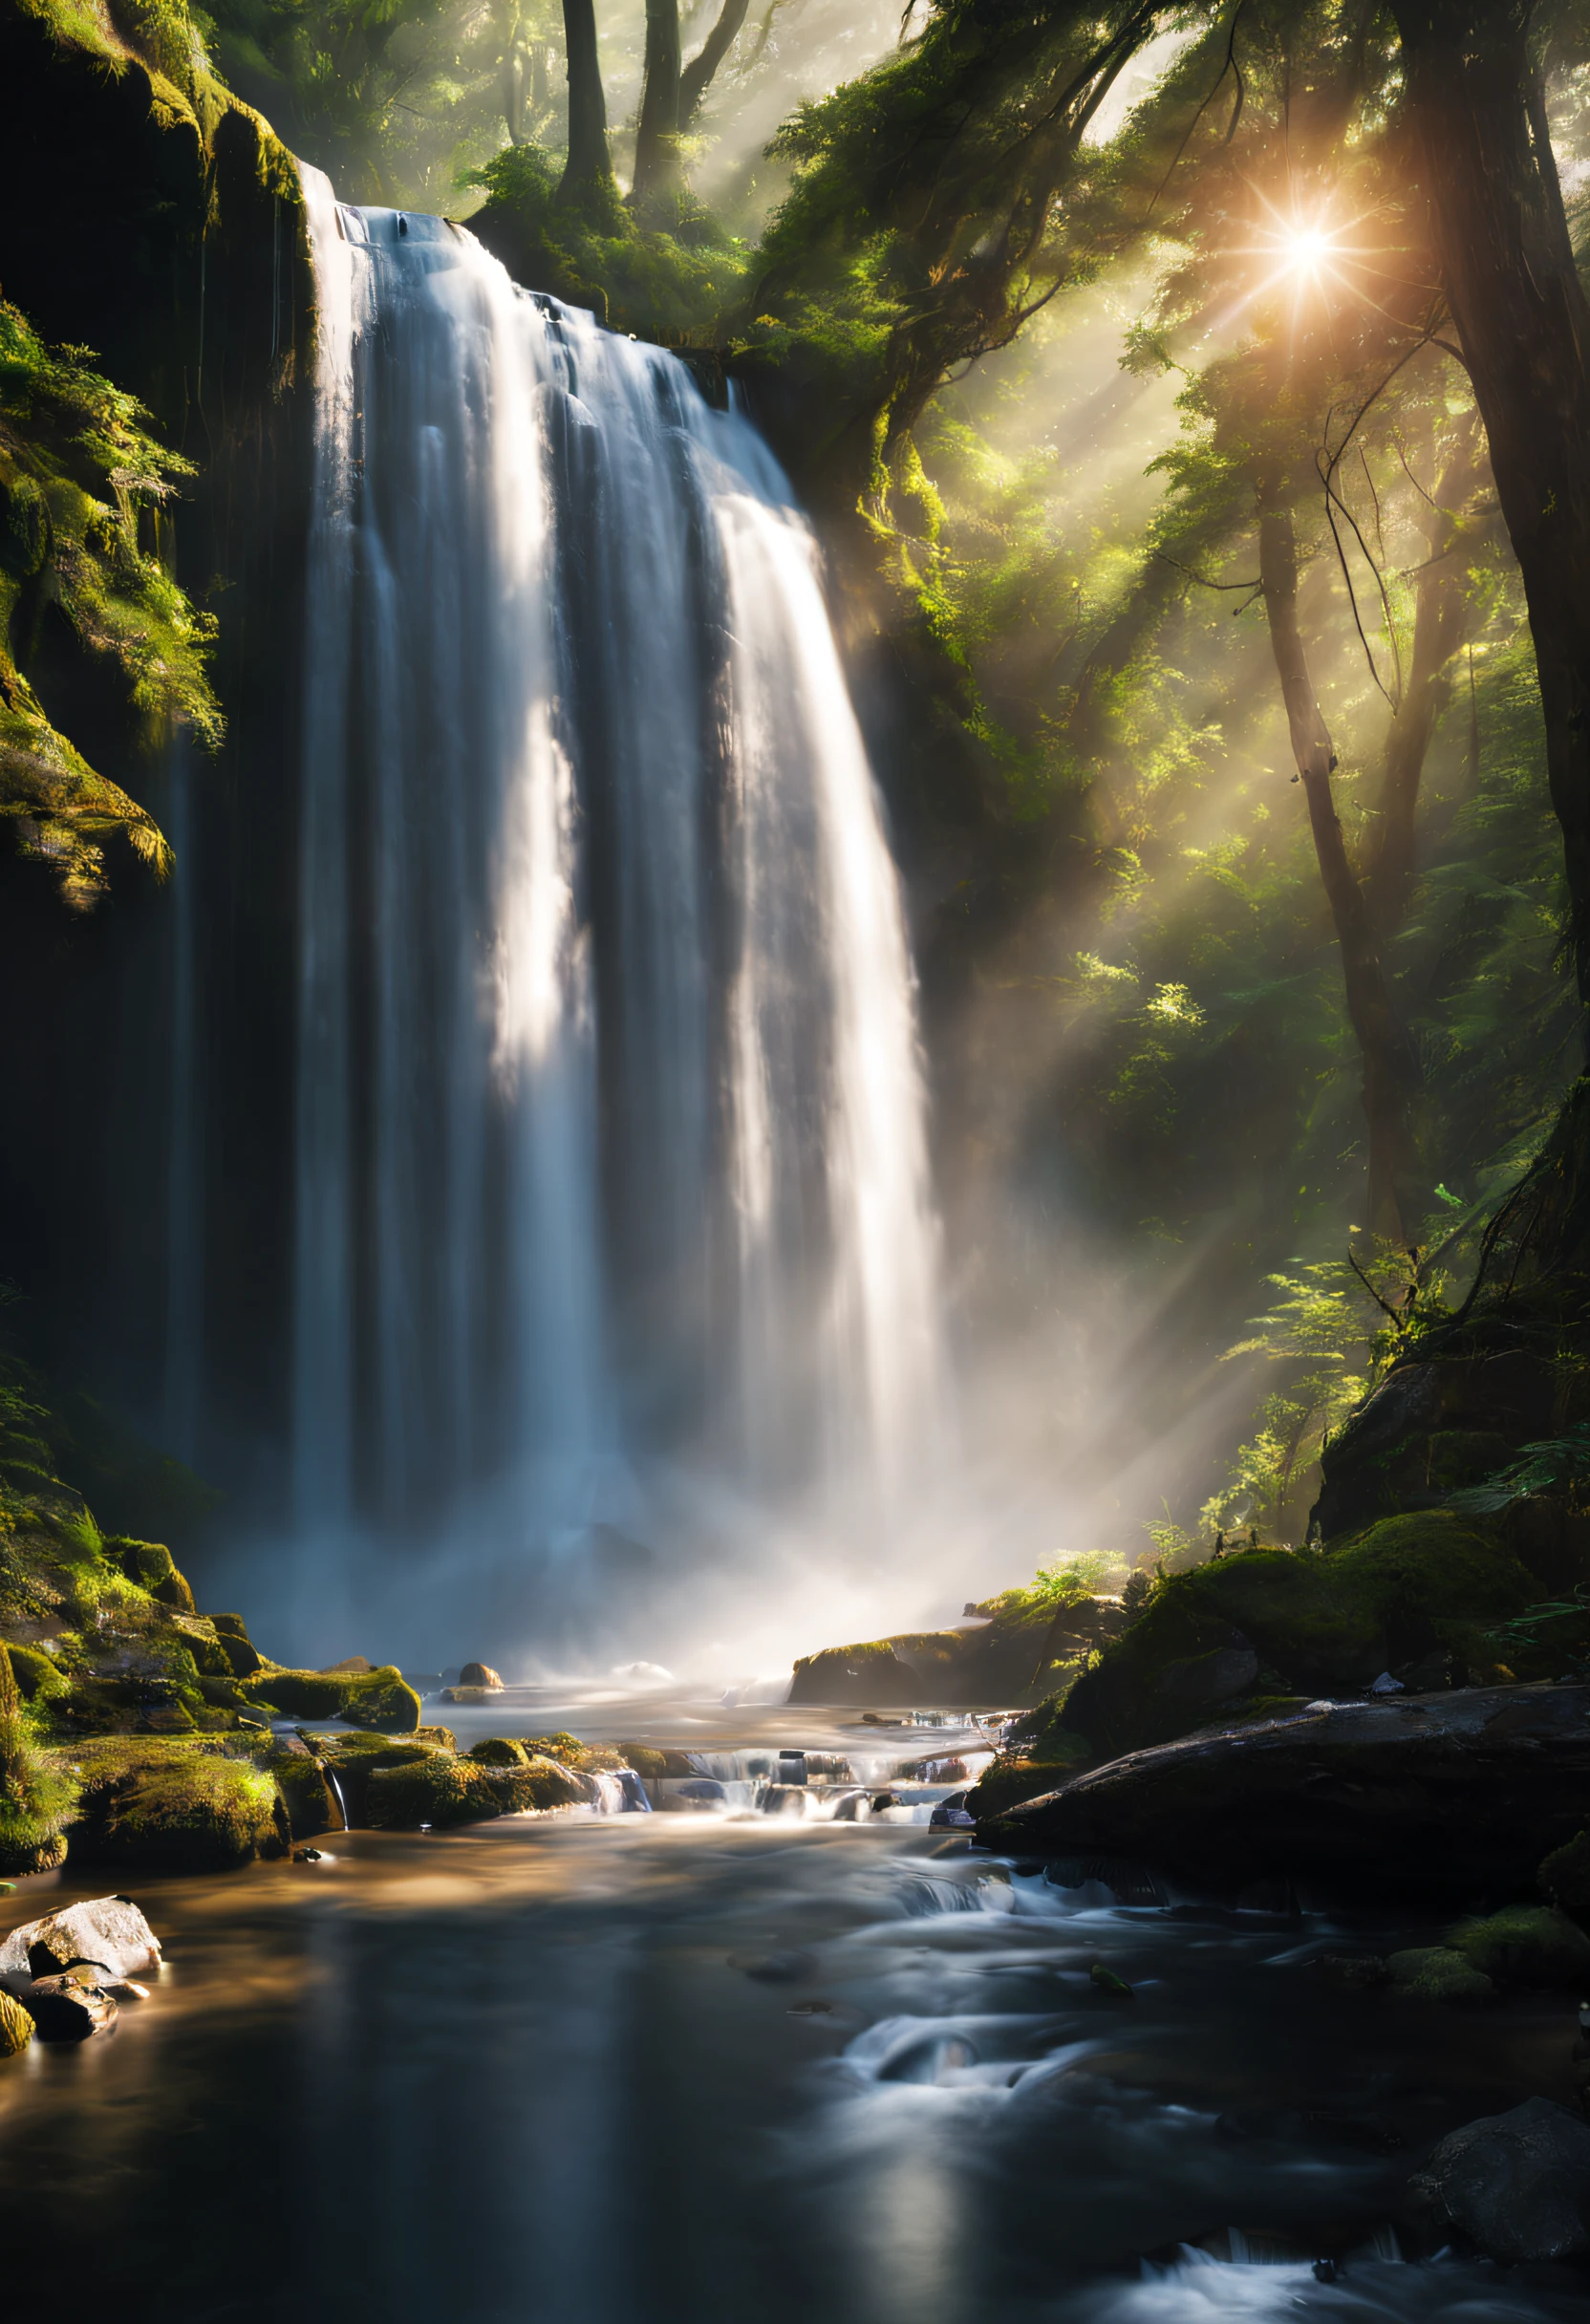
[285,176,945,1659]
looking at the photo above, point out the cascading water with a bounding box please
[288,172,945,1656]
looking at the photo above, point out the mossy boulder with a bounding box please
[67,1738,283,1870]
[618,1741,667,1780]
[1445,1905,1590,1990]
[240,1664,420,1733]
[1054,1517,1540,1760]
[969,1755,1067,1818]
[468,1737,529,1767]
[4,1642,66,1702]
[100,1538,196,1613]
[365,1751,586,1829]
[0,1990,34,2055]
[1540,1828,1590,1926]
[208,1614,264,1679]
[258,1746,337,1840]
[1386,1947,1495,2004]
[301,1732,448,1824]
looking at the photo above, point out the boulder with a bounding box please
[468,1737,529,1767]
[1445,1904,1590,1989]
[67,1740,282,1870]
[0,1895,161,1980]
[458,1662,504,1690]
[0,1989,33,2055]
[1053,1517,1540,1762]
[1408,2098,1590,2262]
[1385,1947,1494,2005]
[208,1614,264,1678]
[239,1664,420,1732]
[15,1971,118,2042]
[980,1682,1590,1891]
[364,1751,585,1829]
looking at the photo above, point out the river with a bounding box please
[0,1692,1583,2323]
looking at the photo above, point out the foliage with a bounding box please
[1448,1425,1590,1517]
[0,299,219,906]
[465,140,746,336]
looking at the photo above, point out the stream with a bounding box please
[1,1693,1584,2324]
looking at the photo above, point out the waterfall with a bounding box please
[290,175,945,1646]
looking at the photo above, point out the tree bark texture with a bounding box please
[1367,418,1485,931]
[1391,0,1590,1004]
[633,0,682,216]
[1258,504,1424,1243]
[558,0,612,203]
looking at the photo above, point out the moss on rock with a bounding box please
[1445,1905,1590,1990]
[468,1736,529,1767]
[67,1736,281,1869]
[4,1640,66,1701]
[366,1750,587,1829]
[1386,1947,1495,2004]
[1053,1517,1541,1760]
[0,1989,34,2055]
[240,1664,420,1732]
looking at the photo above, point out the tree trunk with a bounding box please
[1258,502,1424,1243]
[632,0,682,219]
[679,0,750,126]
[1390,0,1590,1005]
[558,0,613,206]
[1366,418,1484,932]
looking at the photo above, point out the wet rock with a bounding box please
[1313,1951,1387,1991]
[1386,1947,1494,2005]
[0,1894,161,1981]
[16,1971,118,2041]
[0,1989,33,2055]
[318,1655,372,1674]
[929,1792,977,1829]
[1445,1904,1590,1989]
[981,1682,1590,1890]
[467,1737,529,1767]
[66,1740,282,1870]
[458,1662,503,1690]
[364,1750,584,1828]
[1089,1963,1133,1996]
[1409,2098,1590,2262]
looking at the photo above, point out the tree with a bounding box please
[1388,0,1590,1008]
[558,0,615,205]
[633,0,754,221]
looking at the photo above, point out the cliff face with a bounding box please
[0,0,318,1494]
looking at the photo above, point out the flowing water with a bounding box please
[0,1695,1583,2324]
[269,180,944,1660]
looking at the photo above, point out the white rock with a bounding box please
[0,1895,162,1981]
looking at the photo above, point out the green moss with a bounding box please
[100,1538,196,1612]
[240,1663,420,1732]
[468,1737,529,1767]
[969,1755,1071,1818]
[1385,1947,1495,2005]
[0,1633,75,1872]
[4,1640,66,1702]
[365,1751,586,1830]
[1054,1517,1541,1759]
[258,1748,336,1840]
[66,1736,280,1869]
[465,144,746,341]
[1540,1829,1590,1926]
[1444,1905,1590,1990]
[618,1742,667,1780]
[0,1988,33,2055]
